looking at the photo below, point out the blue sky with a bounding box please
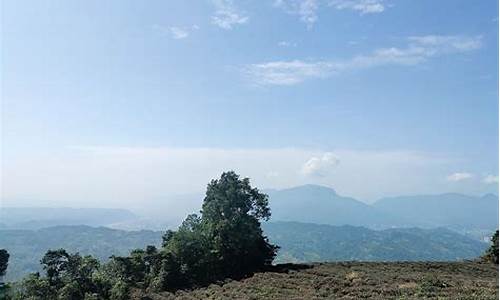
[1,0,498,210]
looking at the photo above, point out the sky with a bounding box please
[1,0,499,213]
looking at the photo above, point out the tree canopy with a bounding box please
[0,249,9,279]
[483,230,499,264]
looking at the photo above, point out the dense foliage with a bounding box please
[0,249,9,280]
[0,249,9,299]
[3,172,277,299]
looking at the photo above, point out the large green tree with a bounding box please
[200,171,278,278]
[158,171,278,287]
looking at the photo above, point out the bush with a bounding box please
[483,230,498,264]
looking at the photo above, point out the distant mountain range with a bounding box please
[2,185,497,235]
[374,193,499,229]
[268,185,402,228]
[0,207,140,230]
[268,185,498,233]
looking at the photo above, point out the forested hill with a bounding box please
[0,226,162,281]
[264,222,488,263]
[0,223,489,281]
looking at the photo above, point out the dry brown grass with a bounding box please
[134,261,498,300]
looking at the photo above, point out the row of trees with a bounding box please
[1,171,279,299]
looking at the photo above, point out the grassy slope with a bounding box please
[137,261,498,300]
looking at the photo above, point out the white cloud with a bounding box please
[169,27,189,39]
[278,41,297,47]
[301,152,340,176]
[244,35,482,85]
[242,60,333,85]
[483,175,499,184]
[446,172,474,182]
[407,35,483,52]
[274,0,386,27]
[329,0,385,15]
[211,0,249,30]
[274,0,319,28]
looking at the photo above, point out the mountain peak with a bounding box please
[282,184,337,195]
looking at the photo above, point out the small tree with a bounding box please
[0,249,9,284]
[11,250,105,300]
[41,249,70,288]
[0,250,10,300]
[483,230,499,264]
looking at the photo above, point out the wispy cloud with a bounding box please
[169,27,189,39]
[152,25,199,40]
[278,41,298,47]
[302,152,340,177]
[243,35,482,85]
[243,60,333,86]
[329,0,385,15]
[211,0,249,30]
[483,175,499,184]
[446,172,474,182]
[274,0,386,27]
[274,0,319,28]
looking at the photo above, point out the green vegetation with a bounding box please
[483,230,499,264]
[0,249,9,299]
[264,222,489,263]
[0,226,162,281]
[3,171,277,299]
[2,222,489,282]
[0,222,488,281]
[0,249,9,281]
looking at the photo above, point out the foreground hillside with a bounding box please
[138,261,498,300]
